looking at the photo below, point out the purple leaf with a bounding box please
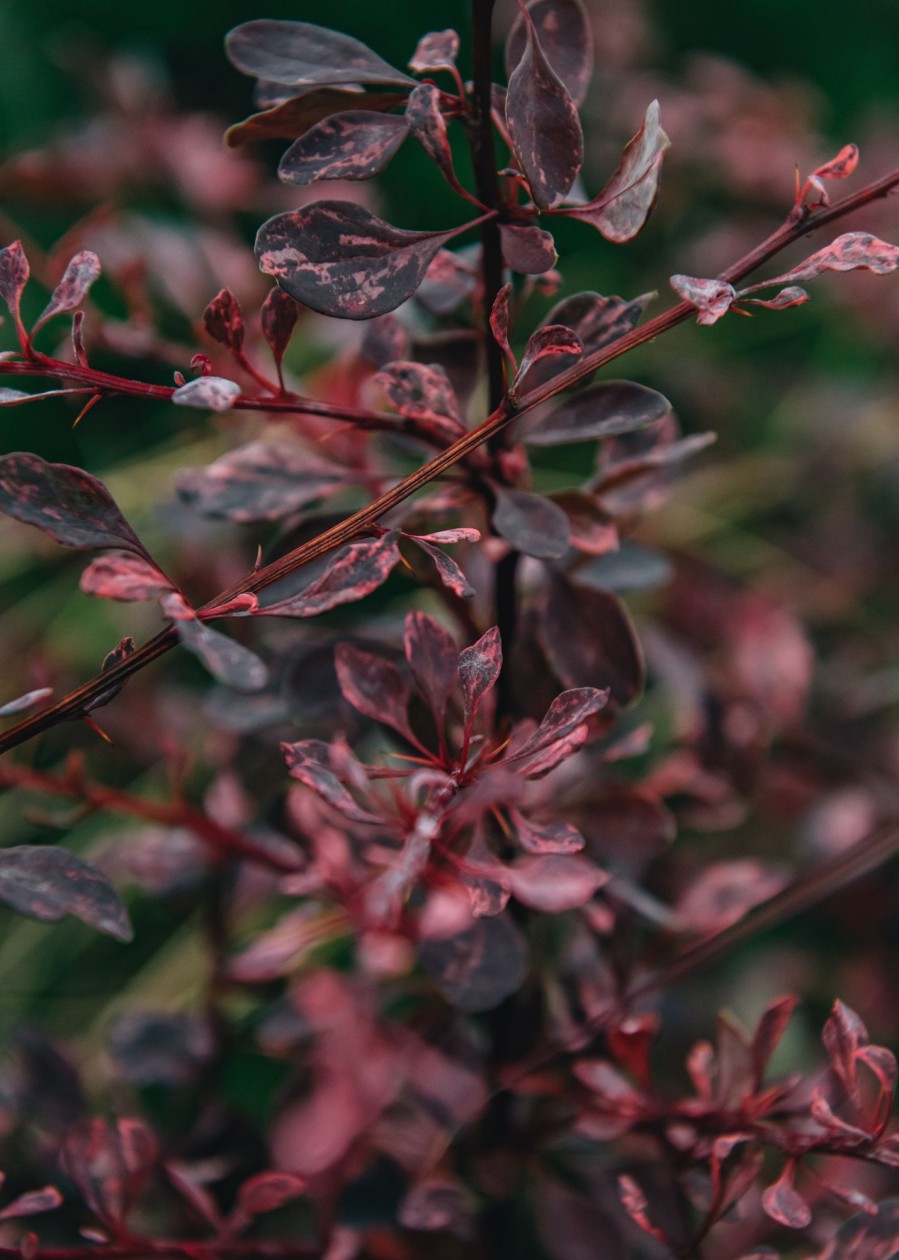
[226,88,408,147]
[569,101,669,241]
[670,274,737,326]
[255,201,458,320]
[524,379,672,445]
[0,240,30,330]
[0,1186,63,1222]
[505,0,594,106]
[751,996,798,1083]
[508,854,607,911]
[233,1171,306,1222]
[203,288,245,351]
[505,6,583,208]
[513,324,583,394]
[404,610,458,725]
[675,860,788,934]
[408,536,475,598]
[550,491,618,554]
[281,739,382,824]
[409,30,460,74]
[33,251,101,333]
[493,487,571,559]
[757,231,899,286]
[458,626,502,736]
[0,845,133,941]
[539,577,644,709]
[176,441,347,522]
[761,1164,811,1230]
[398,1177,472,1233]
[489,283,516,367]
[83,636,136,715]
[164,1163,222,1232]
[406,84,464,196]
[334,642,415,740]
[171,375,241,412]
[80,554,174,603]
[510,811,585,854]
[499,223,558,275]
[257,533,400,617]
[415,248,479,315]
[373,360,464,435]
[0,452,149,556]
[418,912,528,1012]
[823,999,869,1095]
[0,687,53,717]
[261,286,299,370]
[162,594,269,693]
[226,20,416,89]
[508,687,608,766]
[359,314,410,367]
[826,1201,899,1260]
[279,110,409,184]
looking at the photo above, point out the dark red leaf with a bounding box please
[569,101,669,241]
[670,274,737,326]
[373,360,464,436]
[751,996,798,1084]
[0,240,30,329]
[507,687,608,768]
[165,1162,223,1232]
[408,536,475,597]
[281,739,382,824]
[80,554,174,603]
[406,84,464,197]
[234,1171,306,1221]
[203,288,245,352]
[825,1199,899,1259]
[823,999,869,1095]
[409,30,460,74]
[398,1177,471,1233]
[617,1175,669,1245]
[539,576,644,709]
[418,912,528,1012]
[261,287,299,368]
[359,314,410,367]
[257,533,400,617]
[334,642,415,740]
[489,282,515,367]
[493,487,571,559]
[457,626,502,735]
[519,291,653,392]
[226,88,408,147]
[523,380,671,445]
[176,441,347,522]
[255,201,458,320]
[163,594,269,693]
[226,20,416,89]
[33,251,101,333]
[0,452,149,557]
[761,1163,811,1230]
[499,223,557,275]
[513,324,583,397]
[550,491,618,554]
[0,846,132,941]
[0,1186,63,1222]
[509,854,607,911]
[675,860,788,934]
[505,7,584,208]
[60,1118,156,1228]
[505,0,594,106]
[278,110,409,184]
[404,609,458,725]
[171,375,241,411]
[0,687,53,717]
[510,811,585,854]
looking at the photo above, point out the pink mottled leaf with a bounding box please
[508,687,608,768]
[0,240,29,330]
[505,6,584,208]
[255,201,458,320]
[489,282,516,368]
[670,274,737,325]
[0,452,149,557]
[757,231,899,287]
[801,143,859,205]
[505,0,593,106]
[373,360,464,436]
[411,528,480,545]
[408,536,475,597]
[176,441,347,522]
[524,380,671,445]
[617,1175,669,1246]
[80,554,174,603]
[162,593,269,693]
[0,1186,63,1222]
[278,111,409,184]
[493,487,571,559]
[226,20,416,89]
[258,533,400,617]
[406,84,465,197]
[233,1171,306,1224]
[404,609,458,724]
[676,860,788,934]
[409,30,460,74]
[261,286,298,369]
[203,288,245,351]
[520,291,653,391]
[334,643,414,740]
[540,577,644,709]
[513,324,582,396]
[458,626,502,736]
[281,739,382,824]
[499,223,557,275]
[569,101,669,242]
[738,286,809,312]
[171,375,241,412]
[761,1163,811,1230]
[509,854,607,911]
[510,811,585,854]
[418,912,527,1012]
[226,88,408,147]
[0,687,53,717]
[0,846,132,941]
[33,251,101,333]
[823,999,869,1095]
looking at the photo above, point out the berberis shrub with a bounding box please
[0,2,898,1256]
